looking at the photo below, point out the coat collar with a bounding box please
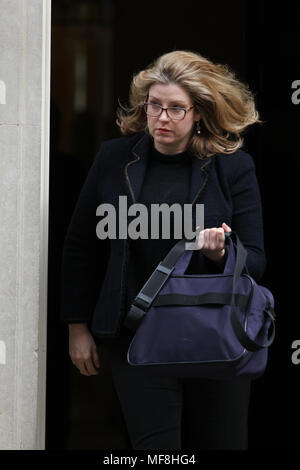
[123,132,212,205]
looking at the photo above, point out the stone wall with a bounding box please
[0,0,51,449]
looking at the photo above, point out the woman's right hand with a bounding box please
[68,323,100,376]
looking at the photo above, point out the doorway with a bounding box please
[48,0,250,450]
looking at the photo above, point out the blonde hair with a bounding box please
[116,50,262,158]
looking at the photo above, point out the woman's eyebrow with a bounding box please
[148,95,187,106]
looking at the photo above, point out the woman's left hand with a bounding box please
[197,222,232,264]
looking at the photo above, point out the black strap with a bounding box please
[124,238,192,330]
[152,292,250,310]
[228,233,276,352]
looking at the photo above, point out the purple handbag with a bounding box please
[124,232,276,379]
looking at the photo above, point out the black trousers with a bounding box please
[107,341,252,450]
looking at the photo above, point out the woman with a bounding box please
[61,50,266,449]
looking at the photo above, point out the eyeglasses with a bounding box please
[143,102,194,120]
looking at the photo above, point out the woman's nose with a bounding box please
[158,109,170,121]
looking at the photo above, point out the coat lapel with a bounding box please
[189,154,212,204]
[123,132,212,205]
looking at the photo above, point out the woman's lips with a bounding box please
[156,128,171,133]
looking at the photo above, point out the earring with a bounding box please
[196,121,201,135]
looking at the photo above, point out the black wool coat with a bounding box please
[60,132,266,341]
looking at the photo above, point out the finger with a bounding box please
[204,228,216,249]
[92,346,100,370]
[72,359,89,376]
[222,222,232,232]
[202,229,210,249]
[70,356,81,370]
[82,361,92,376]
[213,228,224,251]
[217,227,225,248]
[208,228,217,250]
[84,357,99,376]
[197,229,205,249]
[71,357,91,376]
[74,358,91,376]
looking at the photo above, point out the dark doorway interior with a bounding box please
[47,0,298,450]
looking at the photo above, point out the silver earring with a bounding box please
[196,121,201,135]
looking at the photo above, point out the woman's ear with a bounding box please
[194,110,201,122]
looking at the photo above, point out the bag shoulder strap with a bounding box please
[124,237,187,330]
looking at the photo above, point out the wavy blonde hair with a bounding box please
[116,50,262,157]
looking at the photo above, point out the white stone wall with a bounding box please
[0,0,51,449]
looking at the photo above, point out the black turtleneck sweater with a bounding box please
[122,144,193,339]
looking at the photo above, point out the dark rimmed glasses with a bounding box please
[143,102,194,120]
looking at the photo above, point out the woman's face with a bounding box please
[146,82,200,155]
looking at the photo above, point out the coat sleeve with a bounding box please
[229,151,266,282]
[59,144,110,325]
[188,151,266,282]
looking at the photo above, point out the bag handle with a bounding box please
[228,232,276,352]
[172,230,246,276]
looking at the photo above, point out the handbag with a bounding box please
[124,231,276,380]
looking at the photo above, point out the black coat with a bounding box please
[60,132,266,341]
